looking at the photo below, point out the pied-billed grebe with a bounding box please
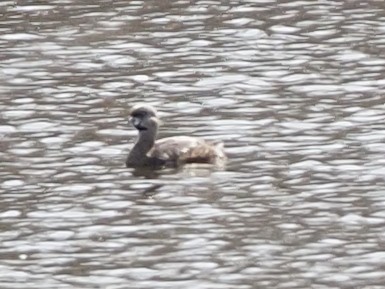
[126,105,226,168]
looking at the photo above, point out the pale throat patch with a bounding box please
[132,117,142,127]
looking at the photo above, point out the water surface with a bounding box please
[1,0,385,288]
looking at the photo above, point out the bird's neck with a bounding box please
[135,129,157,153]
[126,127,158,166]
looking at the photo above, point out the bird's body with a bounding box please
[126,105,226,168]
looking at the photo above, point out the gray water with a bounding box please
[1,0,385,288]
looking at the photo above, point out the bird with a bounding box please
[126,104,226,168]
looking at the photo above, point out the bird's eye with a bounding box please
[132,112,146,118]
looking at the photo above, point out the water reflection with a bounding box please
[1,0,385,288]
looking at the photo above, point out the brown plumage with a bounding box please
[126,105,226,168]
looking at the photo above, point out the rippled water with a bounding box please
[1,0,385,288]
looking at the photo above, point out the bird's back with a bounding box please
[148,136,226,166]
